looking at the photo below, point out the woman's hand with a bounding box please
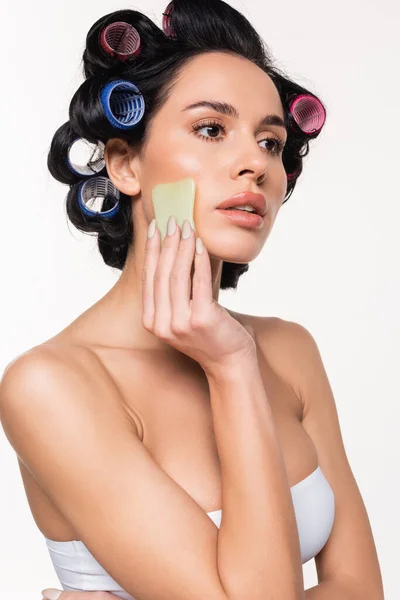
[41,590,121,600]
[142,217,256,376]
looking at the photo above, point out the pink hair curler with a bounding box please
[289,94,326,135]
[100,22,142,60]
[162,2,177,38]
[285,94,326,180]
[287,169,300,181]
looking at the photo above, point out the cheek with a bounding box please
[274,165,288,200]
[170,152,205,175]
[143,135,206,180]
[140,134,216,199]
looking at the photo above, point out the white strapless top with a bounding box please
[45,465,335,600]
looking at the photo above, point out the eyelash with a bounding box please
[191,119,286,155]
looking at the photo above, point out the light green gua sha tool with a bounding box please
[151,178,196,244]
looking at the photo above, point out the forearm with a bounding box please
[305,576,369,599]
[205,354,305,600]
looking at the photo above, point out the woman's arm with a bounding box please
[204,354,305,600]
[0,348,228,600]
[38,351,304,600]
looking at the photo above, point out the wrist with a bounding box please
[203,348,259,383]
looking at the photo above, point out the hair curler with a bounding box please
[100,22,142,60]
[99,79,145,130]
[78,176,120,218]
[289,94,326,135]
[66,138,105,177]
[162,2,177,38]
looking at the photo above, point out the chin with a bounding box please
[205,239,264,264]
[192,210,270,262]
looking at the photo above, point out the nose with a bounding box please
[229,137,268,185]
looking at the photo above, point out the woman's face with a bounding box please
[131,51,288,263]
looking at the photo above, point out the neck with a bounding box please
[69,217,224,354]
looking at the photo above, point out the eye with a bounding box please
[191,120,226,141]
[259,137,286,155]
[191,119,286,155]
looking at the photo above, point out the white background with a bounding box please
[0,0,398,598]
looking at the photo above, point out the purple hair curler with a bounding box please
[78,176,120,218]
[66,138,105,177]
[100,22,142,60]
[289,94,326,135]
[162,2,177,38]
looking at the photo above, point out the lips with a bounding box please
[216,192,267,217]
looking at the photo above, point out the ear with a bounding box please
[104,138,142,197]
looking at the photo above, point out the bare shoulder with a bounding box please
[230,311,315,405]
[251,314,313,347]
[229,309,312,353]
[0,340,137,435]
[2,341,101,389]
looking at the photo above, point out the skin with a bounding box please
[40,50,289,599]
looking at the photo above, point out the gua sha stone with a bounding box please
[151,178,197,243]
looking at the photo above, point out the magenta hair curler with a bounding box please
[100,22,142,60]
[162,2,177,38]
[286,94,326,180]
[289,94,326,135]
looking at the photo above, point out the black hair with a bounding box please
[47,0,326,290]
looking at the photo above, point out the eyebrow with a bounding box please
[182,100,287,133]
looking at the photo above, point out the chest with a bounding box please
[19,337,318,540]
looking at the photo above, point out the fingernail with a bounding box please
[41,589,63,600]
[196,237,203,254]
[147,218,156,239]
[167,215,176,236]
[182,219,191,239]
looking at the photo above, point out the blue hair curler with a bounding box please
[99,79,145,130]
[78,176,120,218]
[66,138,105,176]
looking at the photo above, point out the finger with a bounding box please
[153,216,181,337]
[191,237,213,322]
[170,220,195,331]
[142,219,161,330]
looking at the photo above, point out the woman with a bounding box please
[0,1,384,599]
